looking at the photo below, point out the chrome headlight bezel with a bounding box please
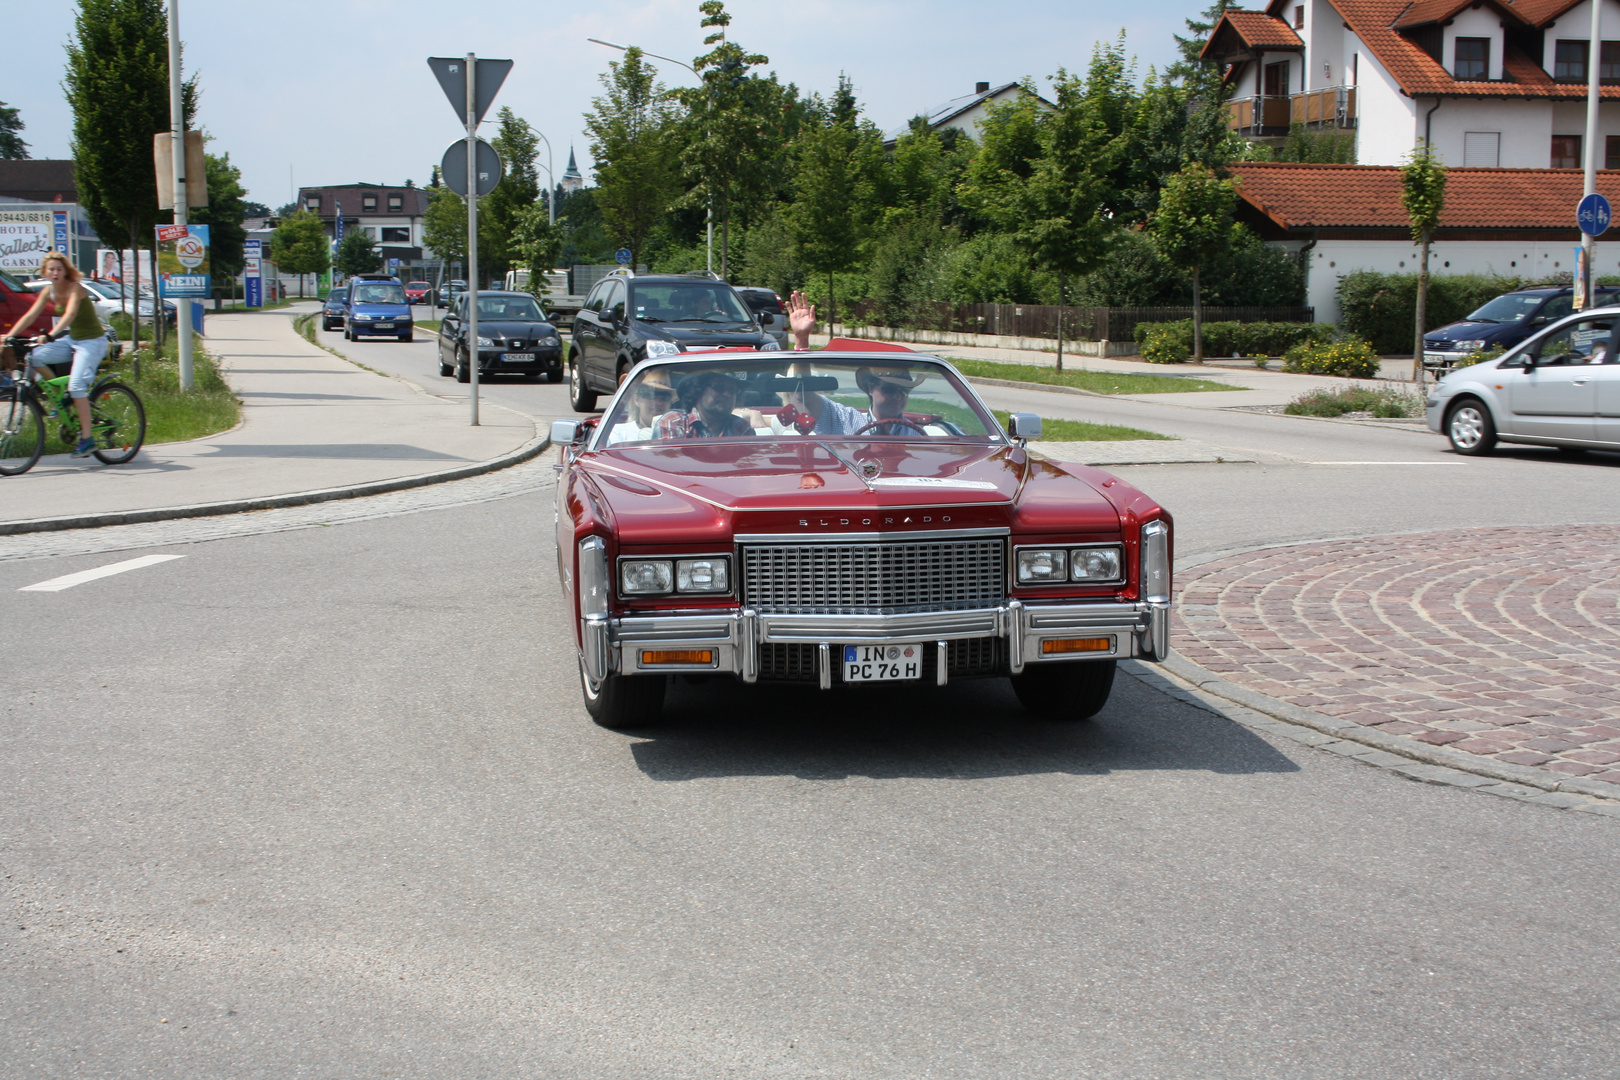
[675,557,730,593]
[1014,544,1127,587]
[1015,548,1069,585]
[618,555,733,597]
[1068,545,1125,583]
[620,559,674,595]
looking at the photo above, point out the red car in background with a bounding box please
[403,281,432,305]
[0,269,54,337]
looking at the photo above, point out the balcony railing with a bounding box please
[1227,86,1357,136]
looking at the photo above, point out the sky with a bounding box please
[6,0,1194,211]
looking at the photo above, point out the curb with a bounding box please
[1158,649,1620,806]
[0,434,551,538]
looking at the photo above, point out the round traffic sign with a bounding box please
[440,138,504,197]
[615,248,632,265]
[1578,192,1611,236]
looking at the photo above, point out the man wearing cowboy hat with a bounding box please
[775,291,928,435]
[653,369,759,440]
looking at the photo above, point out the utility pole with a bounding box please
[466,51,480,426]
[168,0,192,390]
[1583,0,1604,310]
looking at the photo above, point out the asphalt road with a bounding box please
[3,328,1618,1077]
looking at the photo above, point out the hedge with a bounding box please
[1135,319,1333,363]
[1335,272,1526,354]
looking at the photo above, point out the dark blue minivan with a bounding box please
[342,274,414,342]
[1423,286,1618,368]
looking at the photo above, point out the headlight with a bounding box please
[353,313,372,321]
[620,560,673,595]
[644,339,681,358]
[676,557,730,593]
[1016,549,1068,583]
[757,339,781,351]
[1456,339,1486,351]
[540,334,560,346]
[477,336,496,347]
[1069,546,1123,582]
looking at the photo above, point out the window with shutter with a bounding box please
[1463,131,1500,167]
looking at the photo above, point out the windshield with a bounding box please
[407,281,430,289]
[1464,293,1550,323]
[476,295,544,320]
[598,358,1002,447]
[353,283,406,305]
[632,283,753,324]
[93,280,126,298]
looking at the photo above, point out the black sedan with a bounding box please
[436,291,564,383]
[321,288,347,331]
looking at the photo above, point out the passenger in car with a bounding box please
[654,371,758,439]
[606,369,677,444]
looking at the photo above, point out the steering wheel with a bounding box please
[853,416,928,436]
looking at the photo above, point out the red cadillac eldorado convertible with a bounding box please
[550,347,1173,728]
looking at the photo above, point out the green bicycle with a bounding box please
[0,335,145,476]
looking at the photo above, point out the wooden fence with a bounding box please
[839,301,1316,342]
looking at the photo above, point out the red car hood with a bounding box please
[582,440,1124,545]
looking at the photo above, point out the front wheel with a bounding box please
[580,657,666,729]
[569,361,598,412]
[0,391,45,476]
[438,352,453,377]
[1011,660,1116,721]
[89,381,146,465]
[455,348,470,384]
[1446,399,1496,456]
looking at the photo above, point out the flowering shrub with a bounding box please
[1135,320,1331,363]
[1281,336,1382,378]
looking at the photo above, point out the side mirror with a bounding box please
[1006,412,1042,441]
[550,418,588,446]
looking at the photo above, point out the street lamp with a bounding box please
[586,37,712,275]
[532,128,556,226]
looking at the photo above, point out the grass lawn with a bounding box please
[416,319,441,332]
[953,357,1243,395]
[992,410,1174,442]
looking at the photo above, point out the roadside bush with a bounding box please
[1285,385,1423,417]
[1336,272,1524,354]
[1135,319,1331,363]
[1282,335,1382,378]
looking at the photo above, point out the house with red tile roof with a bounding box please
[1229,161,1620,319]
[1203,0,1620,168]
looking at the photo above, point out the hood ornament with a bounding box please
[857,459,882,481]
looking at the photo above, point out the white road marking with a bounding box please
[1305,461,1465,465]
[20,553,185,592]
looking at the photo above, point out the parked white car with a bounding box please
[28,277,179,328]
[1426,304,1620,455]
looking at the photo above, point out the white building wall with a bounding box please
[1442,9,1506,80]
[1355,50,1416,164]
[1541,0,1620,71]
[1303,238,1595,324]
[1429,98,1553,167]
[1549,100,1620,161]
[1307,0,1345,88]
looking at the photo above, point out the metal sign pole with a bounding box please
[466,51,480,426]
[1583,0,1603,311]
[168,0,193,390]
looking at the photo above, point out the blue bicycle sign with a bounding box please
[1578,192,1611,236]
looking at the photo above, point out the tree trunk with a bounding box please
[720,192,730,280]
[127,226,141,374]
[1413,227,1430,390]
[1192,265,1204,363]
[828,270,836,330]
[1055,271,1065,374]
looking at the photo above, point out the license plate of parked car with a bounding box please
[502,353,531,361]
[843,643,922,682]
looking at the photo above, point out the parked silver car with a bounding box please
[1426,304,1620,455]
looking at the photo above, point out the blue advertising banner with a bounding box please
[52,210,68,255]
[156,223,211,298]
[243,239,263,308]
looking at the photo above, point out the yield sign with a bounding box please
[426,56,513,126]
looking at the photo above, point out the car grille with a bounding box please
[741,538,1007,615]
[756,639,1005,682]
[1427,339,1455,350]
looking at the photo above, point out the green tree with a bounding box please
[190,151,247,300]
[511,202,563,301]
[1401,143,1446,384]
[423,183,467,274]
[785,79,883,325]
[1154,162,1237,362]
[585,46,681,268]
[271,210,329,296]
[337,230,382,276]
[0,101,27,159]
[964,68,1120,370]
[683,0,776,277]
[481,106,541,283]
[64,0,196,351]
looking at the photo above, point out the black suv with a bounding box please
[568,271,774,410]
[436,290,564,383]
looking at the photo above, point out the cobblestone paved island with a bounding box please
[1175,527,1620,788]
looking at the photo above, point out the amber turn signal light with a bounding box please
[640,649,714,665]
[1041,637,1113,655]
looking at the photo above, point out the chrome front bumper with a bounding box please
[580,600,1171,685]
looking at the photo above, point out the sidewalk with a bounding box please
[1,308,540,534]
[814,332,1416,410]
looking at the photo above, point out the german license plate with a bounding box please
[375,322,394,329]
[502,353,531,361]
[843,643,922,682]
[1423,352,1447,363]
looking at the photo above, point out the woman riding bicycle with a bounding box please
[3,251,110,457]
